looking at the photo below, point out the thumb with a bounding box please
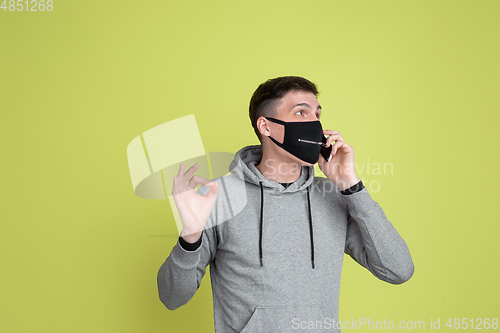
[205,181,219,201]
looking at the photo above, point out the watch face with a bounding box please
[321,135,332,162]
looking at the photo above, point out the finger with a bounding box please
[172,164,186,195]
[205,181,219,201]
[330,140,344,155]
[326,135,336,148]
[323,130,344,142]
[172,174,186,196]
[331,140,352,155]
[173,164,188,194]
[188,175,216,190]
[183,163,200,180]
[325,134,344,147]
[323,130,341,136]
[176,163,185,178]
[323,130,344,140]
[172,176,179,195]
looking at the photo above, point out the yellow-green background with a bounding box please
[1,0,498,332]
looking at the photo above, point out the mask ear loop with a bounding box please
[264,117,286,125]
[264,117,286,146]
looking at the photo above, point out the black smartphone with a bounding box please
[320,134,333,162]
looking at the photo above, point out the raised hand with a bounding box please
[318,129,361,191]
[172,163,219,243]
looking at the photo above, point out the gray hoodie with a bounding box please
[157,145,414,332]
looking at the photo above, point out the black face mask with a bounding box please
[265,117,324,164]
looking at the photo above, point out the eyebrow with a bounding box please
[292,102,322,110]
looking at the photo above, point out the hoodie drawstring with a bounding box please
[306,185,315,269]
[259,181,264,267]
[258,181,315,269]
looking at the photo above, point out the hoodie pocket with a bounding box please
[240,304,330,333]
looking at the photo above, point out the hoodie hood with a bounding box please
[228,145,317,269]
[228,145,315,193]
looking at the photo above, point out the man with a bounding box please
[157,76,414,332]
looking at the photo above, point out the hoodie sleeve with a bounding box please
[342,187,414,284]
[179,233,203,251]
[157,186,218,310]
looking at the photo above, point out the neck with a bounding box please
[256,144,304,183]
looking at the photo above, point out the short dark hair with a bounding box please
[249,76,319,143]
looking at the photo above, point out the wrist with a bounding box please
[181,230,202,244]
[336,176,361,191]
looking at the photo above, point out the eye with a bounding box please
[295,110,304,115]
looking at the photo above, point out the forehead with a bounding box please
[276,90,320,111]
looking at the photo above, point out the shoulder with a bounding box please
[311,176,340,194]
[310,176,346,206]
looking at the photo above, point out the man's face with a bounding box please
[261,90,322,166]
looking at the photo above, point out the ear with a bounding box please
[257,117,271,138]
